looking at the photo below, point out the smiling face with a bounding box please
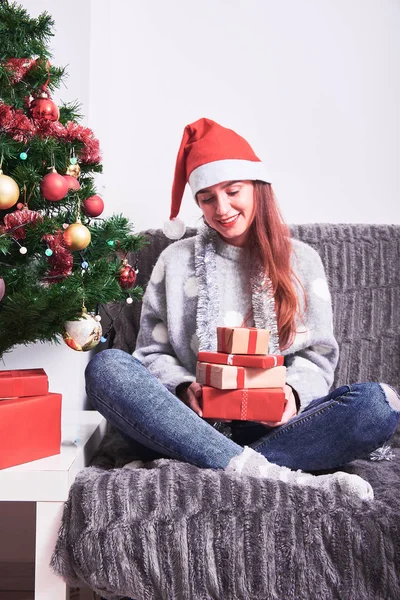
[196,180,255,247]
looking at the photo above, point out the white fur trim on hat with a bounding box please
[163,217,186,240]
[188,159,271,197]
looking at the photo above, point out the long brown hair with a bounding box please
[246,181,302,350]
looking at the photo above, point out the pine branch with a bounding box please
[0,2,148,357]
[0,1,54,59]
[59,101,84,125]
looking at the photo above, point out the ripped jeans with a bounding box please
[85,349,400,472]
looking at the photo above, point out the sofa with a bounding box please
[52,223,400,600]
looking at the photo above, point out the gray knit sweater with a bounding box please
[133,226,339,410]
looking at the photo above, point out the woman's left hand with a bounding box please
[259,384,297,427]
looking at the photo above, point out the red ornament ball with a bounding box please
[63,174,81,191]
[40,171,69,201]
[82,195,104,217]
[119,262,137,289]
[30,96,59,121]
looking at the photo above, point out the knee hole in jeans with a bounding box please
[380,383,400,412]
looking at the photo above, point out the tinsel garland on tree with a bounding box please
[0,1,146,355]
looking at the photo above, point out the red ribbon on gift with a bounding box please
[247,329,257,354]
[237,368,245,388]
[205,364,212,385]
[240,389,248,420]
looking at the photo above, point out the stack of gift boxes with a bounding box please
[0,368,62,469]
[197,326,286,421]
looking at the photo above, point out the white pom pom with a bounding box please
[163,217,186,240]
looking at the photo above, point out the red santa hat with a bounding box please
[163,118,271,239]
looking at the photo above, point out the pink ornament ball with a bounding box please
[0,277,5,301]
[83,195,104,217]
[63,174,81,191]
[40,172,69,201]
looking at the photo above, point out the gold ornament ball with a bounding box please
[63,222,91,251]
[66,164,81,178]
[0,172,20,209]
[62,312,102,352]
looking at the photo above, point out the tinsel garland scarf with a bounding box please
[194,224,280,355]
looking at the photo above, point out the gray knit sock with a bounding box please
[226,446,373,501]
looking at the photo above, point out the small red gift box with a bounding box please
[198,351,284,369]
[0,393,62,469]
[196,362,286,390]
[201,386,285,421]
[216,327,270,355]
[0,368,48,399]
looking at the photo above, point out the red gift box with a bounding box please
[216,327,270,355]
[196,362,286,390]
[0,393,61,469]
[198,351,284,369]
[201,386,285,421]
[0,368,48,398]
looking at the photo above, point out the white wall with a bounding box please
[93,0,400,231]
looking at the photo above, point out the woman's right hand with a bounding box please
[177,381,203,417]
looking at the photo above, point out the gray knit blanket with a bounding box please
[51,426,400,600]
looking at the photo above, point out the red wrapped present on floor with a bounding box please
[0,368,48,398]
[201,386,285,421]
[0,393,62,469]
[216,326,270,354]
[198,351,284,369]
[196,362,286,390]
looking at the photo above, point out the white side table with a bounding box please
[0,410,107,600]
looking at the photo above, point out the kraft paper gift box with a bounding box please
[216,327,270,355]
[0,368,48,398]
[196,362,286,390]
[198,351,284,369]
[201,386,285,421]
[0,393,62,469]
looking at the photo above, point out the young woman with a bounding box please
[85,118,400,502]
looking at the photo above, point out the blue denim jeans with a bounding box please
[85,349,400,472]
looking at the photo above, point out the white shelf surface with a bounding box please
[0,411,107,502]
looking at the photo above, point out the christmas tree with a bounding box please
[0,1,145,355]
